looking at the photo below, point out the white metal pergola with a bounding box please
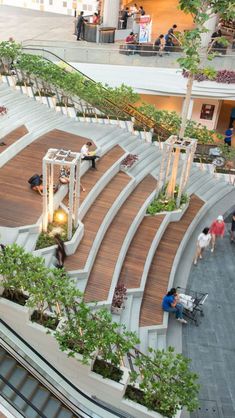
[157,135,197,207]
[42,148,81,240]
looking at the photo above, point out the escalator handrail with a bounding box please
[0,372,47,418]
[0,319,132,418]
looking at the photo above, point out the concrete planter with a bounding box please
[146,201,189,221]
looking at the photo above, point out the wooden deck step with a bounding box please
[63,145,125,207]
[139,195,204,327]
[65,171,130,271]
[117,215,165,289]
[84,175,157,303]
[0,129,90,228]
[0,125,28,153]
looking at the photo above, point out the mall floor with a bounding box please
[183,214,235,418]
[124,0,194,40]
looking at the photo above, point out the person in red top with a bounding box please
[209,215,225,252]
[125,32,137,54]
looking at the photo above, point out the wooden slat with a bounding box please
[117,215,165,289]
[139,195,204,327]
[84,175,157,303]
[65,171,130,270]
[0,129,91,227]
[0,125,28,153]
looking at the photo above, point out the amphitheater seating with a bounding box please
[117,215,165,289]
[0,129,90,227]
[0,125,28,152]
[84,175,157,303]
[139,194,204,327]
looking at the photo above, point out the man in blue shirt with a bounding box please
[162,288,187,324]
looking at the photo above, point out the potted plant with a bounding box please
[111,284,127,314]
[120,154,138,171]
[147,184,189,215]
[125,347,199,418]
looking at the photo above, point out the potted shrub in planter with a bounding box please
[0,40,22,75]
[125,347,199,418]
[111,284,127,315]
[120,154,139,171]
[146,184,189,216]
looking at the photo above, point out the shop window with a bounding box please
[200,104,215,120]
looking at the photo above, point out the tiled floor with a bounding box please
[182,216,235,418]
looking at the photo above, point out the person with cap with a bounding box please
[230,212,235,242]
[209,215,225,252]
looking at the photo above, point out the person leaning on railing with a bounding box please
[154,34,165,56]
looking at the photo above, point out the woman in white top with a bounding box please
[194,227,211,265]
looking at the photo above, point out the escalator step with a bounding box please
[56,407,75,418]
[14,377,38,409]
[41,397,62,418]
[24,386,50,413]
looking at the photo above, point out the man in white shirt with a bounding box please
[80,141,99,169]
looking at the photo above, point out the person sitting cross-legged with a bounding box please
[80,141,99,170]
[28,174,43,195]
[162,288,187,324]
[59,166,85,191]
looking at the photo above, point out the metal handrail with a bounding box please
[21,46,170,138]
[0,319,133,418]
[0,372,47,418]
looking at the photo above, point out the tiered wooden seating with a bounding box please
[63,145,125,208]
[65,172,130,271]
[0,125,28,153]
[139,195,204,327]
[84,175,157,303]
[117,215,165,289]
[0,129,90,227]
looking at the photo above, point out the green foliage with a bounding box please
[0,40,22,63]
[147,185,188,214]
[93,358,123,382]
[128,347,199,418]
[139,103,216,143]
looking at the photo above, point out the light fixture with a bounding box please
[54,210,67,224]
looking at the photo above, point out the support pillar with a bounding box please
[103,0,120,28]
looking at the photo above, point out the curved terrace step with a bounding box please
[0,129,93,228]
[65,171,130,272]
[0,125,28,153]
[84,175,157,303]
[139,194,204,327]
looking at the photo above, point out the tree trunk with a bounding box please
[166,148,180,199]
[179,73,194,139]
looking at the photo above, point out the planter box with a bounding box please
[146,201,189,221]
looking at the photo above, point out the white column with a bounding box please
[103,0,120,28]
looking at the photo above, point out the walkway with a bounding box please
[182,216,235,418]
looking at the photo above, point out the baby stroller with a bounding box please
[177,287,208,326]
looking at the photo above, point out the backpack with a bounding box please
[28,174,40,184]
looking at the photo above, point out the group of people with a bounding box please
[124,23,179,55]
[121,4,146,29]
[154,24,178,55]
[162,211,235,324]
[28,142,100,195]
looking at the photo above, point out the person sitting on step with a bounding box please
[80,141,100,170]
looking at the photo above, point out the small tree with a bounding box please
[178,0,235,138]
[129,347,199,418]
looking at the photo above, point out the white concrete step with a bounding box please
[15,231,29,248]
[129,296,142,335]
[119,294,133,331]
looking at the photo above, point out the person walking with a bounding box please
[230,212,235,242]
[194,227,211,265]
[209,215,225,252]
[54,234,66,268]
[77,11,86,40]
[162,288,187,324]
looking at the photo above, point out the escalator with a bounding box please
[0,346,79,418]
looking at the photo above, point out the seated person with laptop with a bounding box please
[80,141,99,169]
